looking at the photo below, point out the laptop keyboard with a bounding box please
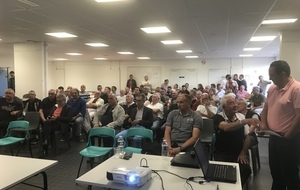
[209,165,227,179]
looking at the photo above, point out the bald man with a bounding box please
[93,94,125,129]
[39,89,57,123]
[0,88,23,136]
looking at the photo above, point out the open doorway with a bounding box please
[0,68,8,96]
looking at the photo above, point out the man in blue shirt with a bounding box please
[67,88,86,142]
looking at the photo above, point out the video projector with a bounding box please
[106,166,152,187]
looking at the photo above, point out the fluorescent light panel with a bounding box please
[94,58,107,60]
[95,0,124,2]
[117,52,134,54]
[54,58,68,61]
[176,50,192,53]
[18,0,39,7]
[185,56,198,58]
[239,54,253,57]
[66,53,82,55]
[161,40,183,45]
[85,43,108,47]
[243,48,262,51]
[45,32,77,38]
[140,27,171,34]
[262,18,298,24]
[137,57,150,59]
[250,36,276,41]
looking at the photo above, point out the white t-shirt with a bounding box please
[196,104,218,118]
[147,102,164,119]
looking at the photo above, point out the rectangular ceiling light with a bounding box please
[95,0,124,2]
[85,43,108,47]
[137,57,150,59]
[176,50,192,53]
[161,40,183,45]
[117,52,134,54]
[262,18,298,24]
[239,54,253,57]
[54,58,68,61]
[250,36,276,41]
[18,0,39,7]
[140,27,171,34]
[66,53,82,55]
[185,56,198,58]
[45,32,77,38]
[94,58,107,60]
[243,48,262,51]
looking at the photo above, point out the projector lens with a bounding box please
[129,175,136,182]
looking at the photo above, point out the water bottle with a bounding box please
[117,136,124,158]
[161,139,168,157]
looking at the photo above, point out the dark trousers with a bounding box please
[269,134,300,190]
[0,120,9,137]
[214,152,251,187]
[42,120,69,143]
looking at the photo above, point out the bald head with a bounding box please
[5,88,15,101]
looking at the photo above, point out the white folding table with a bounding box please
[0,155,57,190]
[76,153,242,190]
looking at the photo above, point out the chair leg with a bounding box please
[250,146,258,176]
[16,141,25,156]
[77,157,84,178]
[256,146,261,169]
[10,145,14,156]
[28,139,33,158]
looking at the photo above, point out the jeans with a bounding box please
[73,117,83,136]
[115,126,145,148]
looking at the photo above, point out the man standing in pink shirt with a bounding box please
[260,60,300,190]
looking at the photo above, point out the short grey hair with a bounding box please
[56,93,66,101]
[220,94,234,108]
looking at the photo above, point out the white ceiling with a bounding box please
[0,0,299,61]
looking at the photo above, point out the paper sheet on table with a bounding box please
[256,130,282,137]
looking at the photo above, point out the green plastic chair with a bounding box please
[0,120,32,157]
[77,127,115,177]
[124,128,153,154]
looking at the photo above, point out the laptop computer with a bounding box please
[193,138,237,183]
[170,151,200,169]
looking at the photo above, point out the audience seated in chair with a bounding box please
[164,94,202,156]
[146,93,164,142]
[116,94,153,147]
[0,88,23,137]
[41,93,73,156]
[213,94,261,186]
[23,90,41,114]
[93,94,125,146]
[196,93,217,119]
[121,94,137,129]
[67,88,86,142]
[39,89,57,125]
[93,94,125,130]
[86,91,104,120]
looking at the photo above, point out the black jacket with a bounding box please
[49,104,73,125]
[128,106,153,129]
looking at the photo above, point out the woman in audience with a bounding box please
[237,85,251,100]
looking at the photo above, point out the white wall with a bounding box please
[48,57,275,93]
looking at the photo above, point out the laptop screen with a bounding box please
[193,138,209,177]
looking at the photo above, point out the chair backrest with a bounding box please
[24,112,40,130]
[125,127,153,145]
[200,119,215,142]
[6,121,30,139]
[87,127,115,147]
